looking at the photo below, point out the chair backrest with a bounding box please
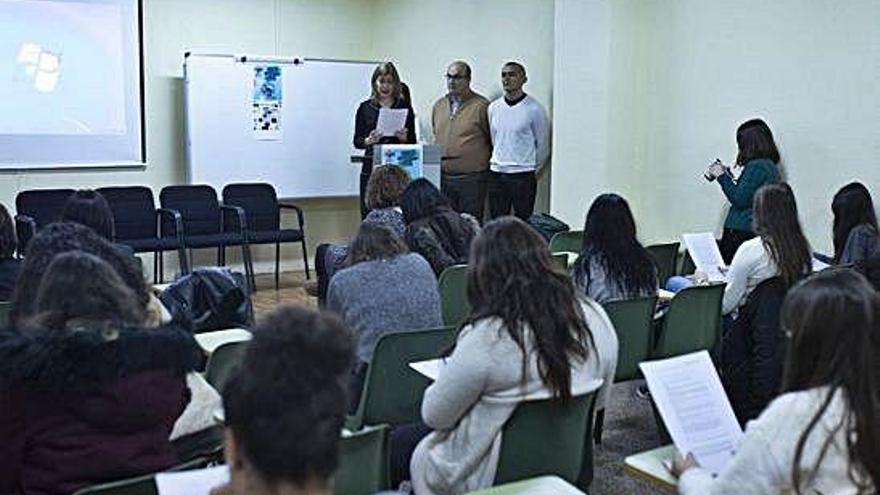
[438,264,470,327]
[70,457,209,495]
[351,327,457,428]
[222,183,280,232]
[334,425,390,495]
[548,230,583,254]
[159,185,220,236]
[646,242,679,286]
[550,252,569,272]
[205,340,249,393]
[602,296,657,382]
[654,283,725,359]
[98,186,158,241]
[494,391,597,487]
[723,276,787,424]
[15,188,75,248]
[678,249,696,275]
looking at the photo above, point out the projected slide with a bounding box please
[0,0,126,135]
[0,0,142,167]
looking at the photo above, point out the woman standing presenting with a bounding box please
[705,119,781,263]
[353,62,416,218]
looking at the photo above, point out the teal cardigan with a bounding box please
[718,158,780,232]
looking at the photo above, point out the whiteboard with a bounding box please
[184,54,377,198]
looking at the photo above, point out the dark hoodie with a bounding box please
[0,324,201,495]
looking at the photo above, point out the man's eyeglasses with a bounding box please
[445,74,467,81]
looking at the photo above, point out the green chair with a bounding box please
[70,458,209,495]
[205,340,249,392]
[593,296,657,444]
[678,249,696,275]
[646,242,679,285]
[548,230,583,254]
[652,283,725,359]
[347,327,456,430]
[550,252,570,272]
[603,296,658,383]
[335,424,390,495]
[494,391,597,489]
[0,301,11,326]
[438,264,470,327]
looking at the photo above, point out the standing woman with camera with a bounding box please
[705,118,781,263]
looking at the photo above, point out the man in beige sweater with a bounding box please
[432,61,492,222]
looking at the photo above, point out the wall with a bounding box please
[370,0,556,213]
[0,0,375,276]
[552,0,880,253]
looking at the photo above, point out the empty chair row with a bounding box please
[13,183,308,290]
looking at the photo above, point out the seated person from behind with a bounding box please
[672,269,879,494]
[398,218,618,493]
[721,183,812,315]
[0,203,22,301]
[400,178,479,276]
[326,223,442,408]
[315,164,411,303]
[573,193,657,303]
[211,306,355,495]
[829,182,880,265]
[0,251,200,495]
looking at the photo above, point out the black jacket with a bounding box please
[405,208,479,276]
[721,277,788,425]
[353,98,417,155]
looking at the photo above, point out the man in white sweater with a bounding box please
[487,62,549,220]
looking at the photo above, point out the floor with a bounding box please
[250,271,668,495]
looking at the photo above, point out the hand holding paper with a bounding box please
[377,107,408,137]
[639,351,743,476]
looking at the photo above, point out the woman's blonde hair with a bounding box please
[370,62,401,104]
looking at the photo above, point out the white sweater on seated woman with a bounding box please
[409,298,618,495]
[722,237,778,314]
[679,387,873,494]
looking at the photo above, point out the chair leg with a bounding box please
[219,246,226,266]
[241,243,256,293]
[159,251,165,283]
[177,244,190,275]
[593,408,605,445]
[153,251,159,283]
[301,239,311,280]
[275,242,280,291]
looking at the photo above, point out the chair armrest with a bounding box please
[14,214,36,235]
[14,214,36,256]
[219,204,249,238]
[157,208,186,243]
[279,203,305,230]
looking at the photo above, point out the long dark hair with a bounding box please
[780,269,880,492]
[832,182,878,264]
[61,189,115,241]
[574,194,657,296]
[466,217,592,401]
[33,251,145,331]
[400,178,450,224]
[752,183,812,288]
[736,118,780,166]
